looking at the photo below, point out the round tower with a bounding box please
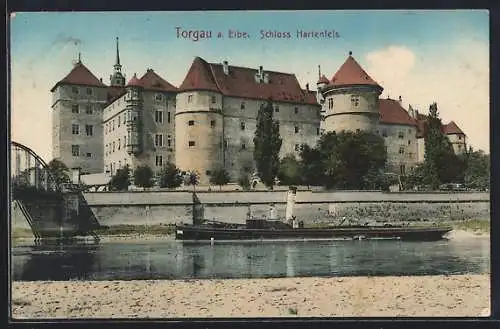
[124,73,143,155]
[320,51,383,134]
[175,57,225,184]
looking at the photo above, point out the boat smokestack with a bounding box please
[285,186,297,222]
[269,203,278,220]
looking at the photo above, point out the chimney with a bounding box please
[263,72,270,83]
[259,66,263,79]
[223,60,229,75]
[100,78,103,82]
[398,95,402,105]
[306,83,309,91]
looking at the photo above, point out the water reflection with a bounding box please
[11,238,490,281]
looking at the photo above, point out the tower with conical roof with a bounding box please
[319,51,383,134]
[50,53,108,173]
[110,37,126,87]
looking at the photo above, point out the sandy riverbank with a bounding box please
[11,274,490,318]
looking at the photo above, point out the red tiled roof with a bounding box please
[179,57,319,106]
[138,69,178,92]
[442,121,465,135]
[379,99,417,126]
[127,73,142,87]
[50,62,107,92]
[329,55,382,89]
[317,75,329,84]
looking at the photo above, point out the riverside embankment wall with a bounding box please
[76,191,490,227]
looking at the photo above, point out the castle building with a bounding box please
[175,57,321,184]
[50,39,467,183]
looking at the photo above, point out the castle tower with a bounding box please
[110,37,126,87]
[50,54,107,174]
[124,73,143,155]
[175,57,224,184]
[319,51,383,134]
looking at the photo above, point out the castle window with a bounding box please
[294,107,299,114]
[118,139,121,150]
[241,143,246,150]
[155,134,164,147]
[317,128,320,135]
[112,120,115,131]
[188,141,196,147]
[295,144,300,151]
[155,110,163,123]
[408,140,411,145]
[72,105,79,114]
[85,105,93,114]
[167,135,172,147]
[350,95,360,108]
[72,87,78,94]
[459,135,462,140]
[276,120,280,130]
[240,122,246,131]
[72,124,79,135]
[167,112,171,123]
[71,145,80,156]
[275,106,279,113]
[113,141,115,152]
[223,140,228,148]
[156,155,163,167]
[187,95,193,103]
[86,152,92,158]
[155,94,163,101]
[382,129,388,137]
[398,131,404,139]
[118,117,121,127]
[123,114,126,124]
[211,120,216,127]
[328,98,334,109]
[399,146,405,154]
[124,136,127,147]
[86,88,92,95]
[188,120,194,126]
[211,95,216,104]
[241,102,245,110]
[400,165,406,175]
[294,126,299,133]
[85,124,93,136]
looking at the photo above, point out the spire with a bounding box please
[318,65,321,79]
[78,52,81,64]
[115,37,120,66]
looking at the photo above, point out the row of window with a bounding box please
[326,95,360,110]
[71,104,94,115]
[105,134,173,155]
[71,145,92,158]
[104,110,171,135]
[105,154,170,175]
[72,124,94,136]
[187,119,320,135]
[71,86,93,95]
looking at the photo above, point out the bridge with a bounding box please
[10,141,100,242]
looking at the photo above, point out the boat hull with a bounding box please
[175,225,452,242]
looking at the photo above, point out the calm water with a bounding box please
[11,237,490,281]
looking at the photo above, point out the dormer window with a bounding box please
[187,95,193,103]
[328,98,334,109]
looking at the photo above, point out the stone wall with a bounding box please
[63,191,491,227]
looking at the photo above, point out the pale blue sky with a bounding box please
[10,10,489,161]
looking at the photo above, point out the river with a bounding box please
[11,233,490,281]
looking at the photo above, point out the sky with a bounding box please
[10,10,489,162]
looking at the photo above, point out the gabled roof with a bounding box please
[442,121,465,135]
[379,99,417,126]
[138,69,178,92]
[127,73,142,87]
[178,57,319,106]
[50,61,107,92]
[329,55,382,89]
[317,74,329,84]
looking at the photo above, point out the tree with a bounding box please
[238,171,251,190]
[317,131,387,189]
[109,165,131,191]
[133,165,154,189]
[184,170,200,191]
[209,167,231,190]
[422,103,464,188]
[253,99,282,190]
[159,162,183,188]
[461,149,490,190]
[47,159,71,185]
[277,154,302,186]
[299,144,324,186]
